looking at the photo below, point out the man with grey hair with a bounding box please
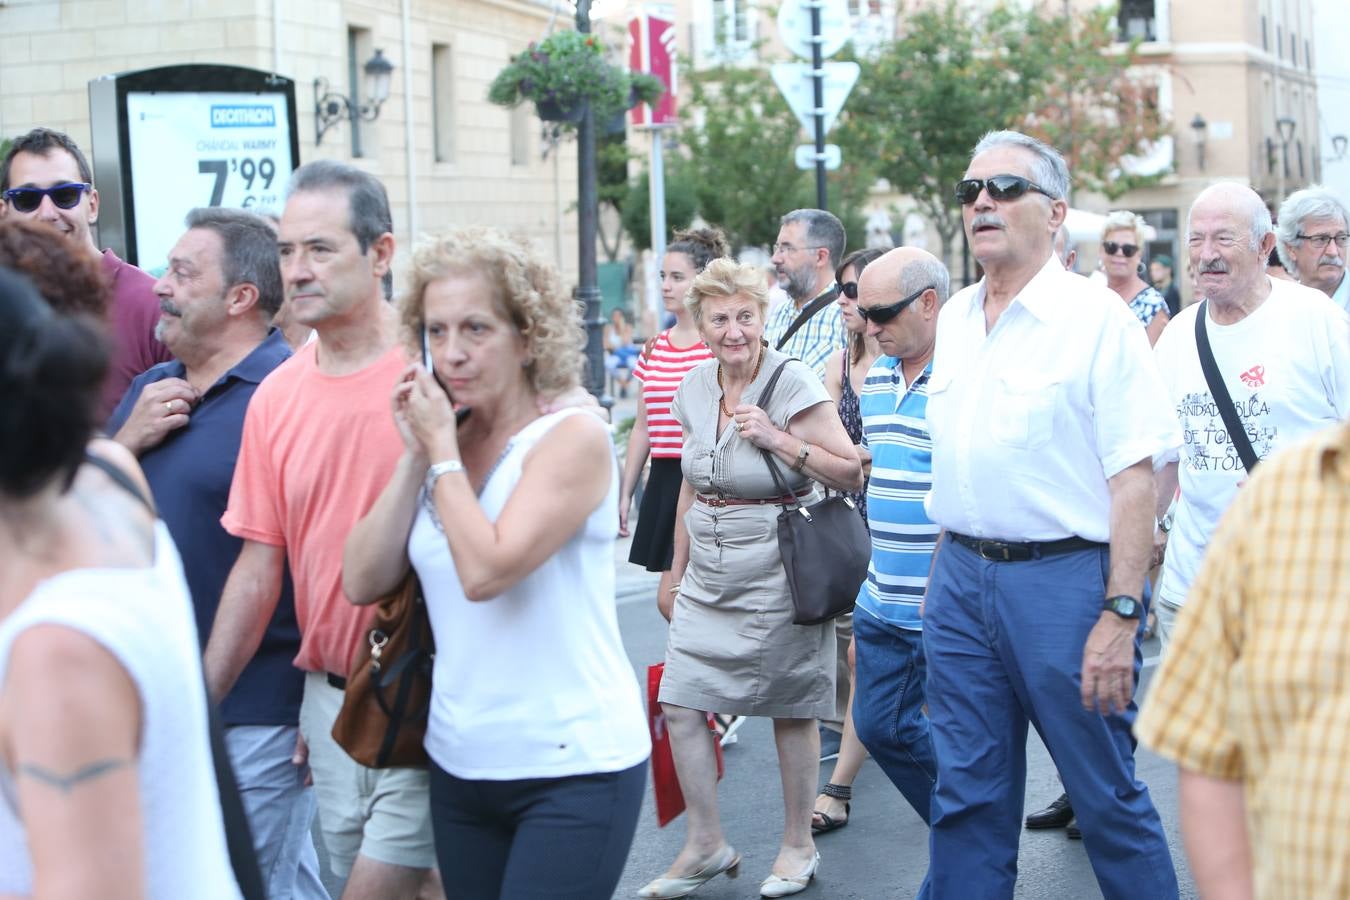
[844,248,947,832]
[1275,185,1350,312]
[106,207,328,899]
[1052,224,1076,271]
[921,130,1181,898]
[204,161,443,899]
[766,208,849,382]
[1151,182,1349,645]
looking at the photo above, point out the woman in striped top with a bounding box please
[620,227,727,621]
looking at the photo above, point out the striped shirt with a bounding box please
[1135,421,1350,899]
[764,287,847,382]
[632,329,713,458]
[855,357,938,631]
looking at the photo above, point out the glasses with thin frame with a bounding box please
[1296,232,1350,250]
[772,242,826,255]
[2,182,92,214]
[857,285,932,324]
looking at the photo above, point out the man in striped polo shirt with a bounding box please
[848,247,946,825]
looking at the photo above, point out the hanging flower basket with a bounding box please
[488,30,665,131]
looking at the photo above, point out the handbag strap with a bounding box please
[752,359,814,509]
[1193,300,1260,473]
[775,285,839,350]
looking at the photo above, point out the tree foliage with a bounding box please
[619,162,700,253]
[836,1,1169,267]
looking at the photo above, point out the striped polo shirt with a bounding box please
[632,329,713,458]
[856,357,939,631]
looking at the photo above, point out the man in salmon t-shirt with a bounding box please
[203,160,440,900]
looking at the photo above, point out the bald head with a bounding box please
[857,247,948,359]
[1187,182,1277,310]
[1187,183,1273,252]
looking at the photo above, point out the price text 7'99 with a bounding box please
[197,157,277,206]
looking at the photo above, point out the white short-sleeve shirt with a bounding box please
[924,254,1181,543]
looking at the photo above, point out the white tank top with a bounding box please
[0,522,242,898]
[410,409,651,780]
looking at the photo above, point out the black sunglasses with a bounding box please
[1102,241,1139,258]
[954,174,1054,206]
[840,281,858,299]
[857,285,932,324]
[2,182,92,214]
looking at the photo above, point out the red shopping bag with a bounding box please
[647,662,725,827]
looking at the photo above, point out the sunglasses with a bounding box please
[840,281,858,299]
[954,174,1054,206]
[857,285,932,324]
[2,182,92,213]
[1102,241,1139,258]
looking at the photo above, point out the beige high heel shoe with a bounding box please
[636,845,741,899]
[759,852,820,898]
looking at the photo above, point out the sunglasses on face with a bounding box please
[2,182,92,214]
[840,281,858,299]
[857,285,932,324]
[954,174,1054,206]
[1102,241,1140,258]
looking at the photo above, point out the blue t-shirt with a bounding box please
[855,358,939,632]
[107,329,303,726]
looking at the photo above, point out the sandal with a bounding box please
[811,782,851,835]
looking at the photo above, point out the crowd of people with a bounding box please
[1,116,1349,900]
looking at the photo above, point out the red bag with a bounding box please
[647,662,725,827]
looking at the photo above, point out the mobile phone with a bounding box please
[422,324,472,425]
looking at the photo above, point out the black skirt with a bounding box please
[627,457,683,572]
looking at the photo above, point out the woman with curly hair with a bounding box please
[344,227,650,900]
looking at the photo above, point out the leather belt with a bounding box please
[326,673,347,690]
[948,531,1105,562]
[696,488,813,508]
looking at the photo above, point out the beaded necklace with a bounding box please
[717,347,765,418]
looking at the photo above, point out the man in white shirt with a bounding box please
[920,130,1181,899]
[1153,183,1350,642]
[1274,185,1350,313]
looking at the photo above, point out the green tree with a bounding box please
[619,162,700,252]
[836,2,1168,269]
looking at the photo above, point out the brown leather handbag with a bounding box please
[331,572,435,768]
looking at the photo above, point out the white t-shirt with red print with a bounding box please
[1154,277,1350,607]
[633,329,713,459]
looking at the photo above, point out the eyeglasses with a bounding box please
[954,174,1054,206]
[857,285,932,324]
[2,182,93,214]
[1296,232,1350,250]
[840,281,858,299]
[772,242,826,255]
[1102,241,1140,258]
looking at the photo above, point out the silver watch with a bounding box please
[425,459,465,494]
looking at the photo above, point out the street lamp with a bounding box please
[1189,112,1208,171]
[1276,115,1296,203]
[1333,134,1349,161]
[314,49,395,146]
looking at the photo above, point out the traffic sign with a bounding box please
[795,144,841,170]
[777,0,852,60]
[770,61,860,138]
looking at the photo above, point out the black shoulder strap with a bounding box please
[1194,301,1260,473]
[83,452,156,515]
[775,285,839,351]
[755,360,806,508]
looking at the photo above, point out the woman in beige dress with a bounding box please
[639,259,862,899]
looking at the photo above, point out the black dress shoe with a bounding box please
[1066,817,1082,840]
[1024,793,1074,829]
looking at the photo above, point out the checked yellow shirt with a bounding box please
[1136,421,1350,898]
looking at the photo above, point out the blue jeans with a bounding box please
[223,724,327,900]
[920,537,1178,900]
[852,610,935,824]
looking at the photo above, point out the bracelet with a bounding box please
[792,441,811,472]
[669,582,681,594]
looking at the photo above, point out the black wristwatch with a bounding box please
[1103,595,1142,619]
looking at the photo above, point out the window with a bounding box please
[1276,25,1283,60]
[348,26,374,158]
[712,0,750,46]
[1305,39,1312,70]
[509,105,530,167]
[1290,32,1297,65]
[1261,15,1268,50]
[432,43,454,164]
[1117,0,1156,42]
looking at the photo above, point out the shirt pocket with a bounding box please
[990,373,1059,450]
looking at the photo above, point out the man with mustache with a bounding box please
[106,208,325,899]
[1149,182,1350,646]
[1275,185,1350,313]
[921,130,1181,899]
[0,127,172,421]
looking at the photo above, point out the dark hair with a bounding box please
[287,160,394,298]
[667,226,730,273]
[781,209,847,268]
[0,267,109,499]
[184,207,283,316]
[1,128,94,192]
[0,219,110,319]
[836,247,885,365]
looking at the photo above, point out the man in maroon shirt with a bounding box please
[1,127,172,422]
